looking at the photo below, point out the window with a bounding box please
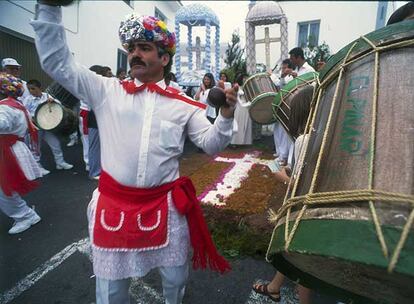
[375,2,388,29]
[117,49,128,72]
[154,7,166,22]
[297,20,320,48]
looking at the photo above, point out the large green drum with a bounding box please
[267,20,414,303]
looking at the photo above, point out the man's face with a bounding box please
[127,41,170,83]
[289,55,300,68]
[4,65,21,78]
[220,74,227,82]
[27,84,42,97]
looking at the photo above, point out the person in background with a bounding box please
[230,73,252,146]
[165,72,182,91]
[1,58,31,101]
[288,47,315,78]
[87,65,107,181]
[0,73,42,234]
[32,5,238,303]
[23,79,73,174]
[273,59,295,166]
[116,68,127,81]
[194,72,217,124]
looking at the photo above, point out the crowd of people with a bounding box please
[0,11,323,304]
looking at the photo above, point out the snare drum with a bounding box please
[243,73,278,124]
[34,101,78,136]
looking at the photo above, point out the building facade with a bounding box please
[0,0,181,85]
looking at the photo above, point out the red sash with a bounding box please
[94,171,231,274]
[79,109,89,135]
[0,98,39,196]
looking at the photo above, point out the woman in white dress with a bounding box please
[231,74,252,146]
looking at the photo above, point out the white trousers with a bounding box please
[96,260,189,304]
[273,122,293,161]
[0,188,37,222]
[34,130,65,165]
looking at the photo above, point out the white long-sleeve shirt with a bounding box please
[294,61,315,76]
[31,5,233,189]
[0,104,41,180]
[31,4,234,279]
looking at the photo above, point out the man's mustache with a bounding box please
[130,57,146,67]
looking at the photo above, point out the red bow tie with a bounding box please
[121,81,163,94]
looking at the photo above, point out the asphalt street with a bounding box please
[0,136,293,304]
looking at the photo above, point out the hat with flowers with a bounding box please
[119,14,176,56]
[0,73,24,98]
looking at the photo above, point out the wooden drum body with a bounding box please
[273,72,319,139]
[267,20,414,303]
[45,82,79,108]
[35,101,78,136]
[243,73,278,124]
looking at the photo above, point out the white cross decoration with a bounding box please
[198,152,276,206]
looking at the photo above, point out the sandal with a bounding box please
[252,283,281,302]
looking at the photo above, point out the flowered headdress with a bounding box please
[0,73,24,98]
[119,14,176,56]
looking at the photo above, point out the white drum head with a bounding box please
[35,102,63,130]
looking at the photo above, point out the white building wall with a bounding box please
[0,0,181,72]
[248,1,408,69]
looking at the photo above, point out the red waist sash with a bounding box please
[94,170,231,274]
[0,135,39,196]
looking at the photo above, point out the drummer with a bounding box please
[23,79,73,174]
[288,47,315,78]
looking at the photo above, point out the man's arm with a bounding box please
[187,109,234,155]
[30,4,109,110]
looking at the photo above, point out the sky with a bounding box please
[180,1,250,45]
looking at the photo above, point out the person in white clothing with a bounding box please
[288,47,316,78]
[230,74,252,146]
[32,5,238,304]
[273,59,295,166]
[0,73,42,235]
[23,79,73,173]
[79,99,90,171]
[1,58,31,102]
[194,72,217,123]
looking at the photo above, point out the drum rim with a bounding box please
[267,219,413,302]
[274,71,318,107]
[34,101,64,131]
[248,92,278,125]
[242,72,272,89]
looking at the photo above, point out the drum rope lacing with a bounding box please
[267,35,414,273]
[272,75,317,131]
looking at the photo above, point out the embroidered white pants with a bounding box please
[96,259,189,304]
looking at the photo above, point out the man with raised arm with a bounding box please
[31,2,237,303]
